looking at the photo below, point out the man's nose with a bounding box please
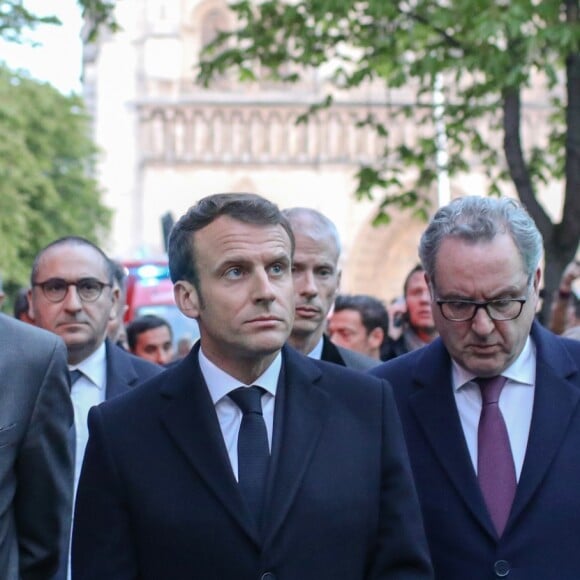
[471,305,495,335]
[253,270,277,302]
[299,271,318,297]
[61,284,83,311]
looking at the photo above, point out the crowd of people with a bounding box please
[1,192,579,579]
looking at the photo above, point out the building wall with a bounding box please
[83,0,564,304]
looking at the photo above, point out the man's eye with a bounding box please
[270,263,287,276]
[225,268,243,279]
[491,299,512,311]
[79,279,100,291]
[449,302,471,311]
[46,280,67,292]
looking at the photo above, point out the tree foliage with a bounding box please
[0,1,115,304]
[0,0,117,43]
[198,0,580,317]
[0,64,111,290]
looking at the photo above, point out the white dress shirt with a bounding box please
[452,336,536,481]
[306,336,324,360]
[199,348,281,480]
[69,343,107,492]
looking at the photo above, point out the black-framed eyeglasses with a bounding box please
[436,298,527,322]
[33,278,112,303]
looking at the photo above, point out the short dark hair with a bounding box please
[126,314,172,351]
[31,236,114,285]
[168,193,295,289]
[333,294,389,336]
[403,264,425,297]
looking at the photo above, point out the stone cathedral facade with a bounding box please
[83,0,560,303]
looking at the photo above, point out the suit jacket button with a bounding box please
[261,573,276,580]
[494,560,510,577]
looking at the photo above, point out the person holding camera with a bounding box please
[389,265,438,358]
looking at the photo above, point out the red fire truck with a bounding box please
[122,259,199,346]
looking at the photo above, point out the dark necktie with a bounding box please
[70,369,83,388]
[477,375,516,536]
[228,386,270,525]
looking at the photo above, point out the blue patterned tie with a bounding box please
[477,376,516,536]
[229,386,270,525]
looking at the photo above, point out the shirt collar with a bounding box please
[453,335,537,392]
[306,336,324,360]
[199,347,282,405]
[68,342,107,389]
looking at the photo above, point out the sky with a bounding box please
[0,0,83,94]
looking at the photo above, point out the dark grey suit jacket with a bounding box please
[0,314,73,580]
[73,344,432,579]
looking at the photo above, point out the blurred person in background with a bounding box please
[107,260,129,349]
[328,294,391,361]
[390,265,438,358]
[127,314,175,366]
[175,335,194,359]
[548,258,580,335]
[13,287,34,324]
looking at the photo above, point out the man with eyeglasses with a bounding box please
[370,196,580,580]
[27,236,162,580]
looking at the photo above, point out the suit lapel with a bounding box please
[320,335,346,366]
[158,347,260,544]
[104,340,136,399]
[262,347,330,548]
[509,323,580,529]
[409,340,496,537]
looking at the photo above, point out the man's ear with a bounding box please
[335,269,342,297]
[108,286,121,322]
[368,327,384,349]
[533,267,542,292]
[27,288,36,322]
[174,281,200,319]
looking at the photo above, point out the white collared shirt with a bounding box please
[69,342,107,491]
[452,336,536,481]
[199,348,281,480]
[306,336,324,360]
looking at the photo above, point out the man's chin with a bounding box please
[291,318,321,335]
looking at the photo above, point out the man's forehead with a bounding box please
[37,243,108,274]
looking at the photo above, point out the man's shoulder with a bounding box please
[0,313,63,353]
[285,345,387,392]
[335,344,380,371]
[320,335,378,370]
[370,338,444,381]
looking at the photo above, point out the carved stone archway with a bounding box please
[343,207,430,303]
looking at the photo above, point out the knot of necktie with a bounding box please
[229,386,265,415]
[69,369,84,386]
[477,375,507,406]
